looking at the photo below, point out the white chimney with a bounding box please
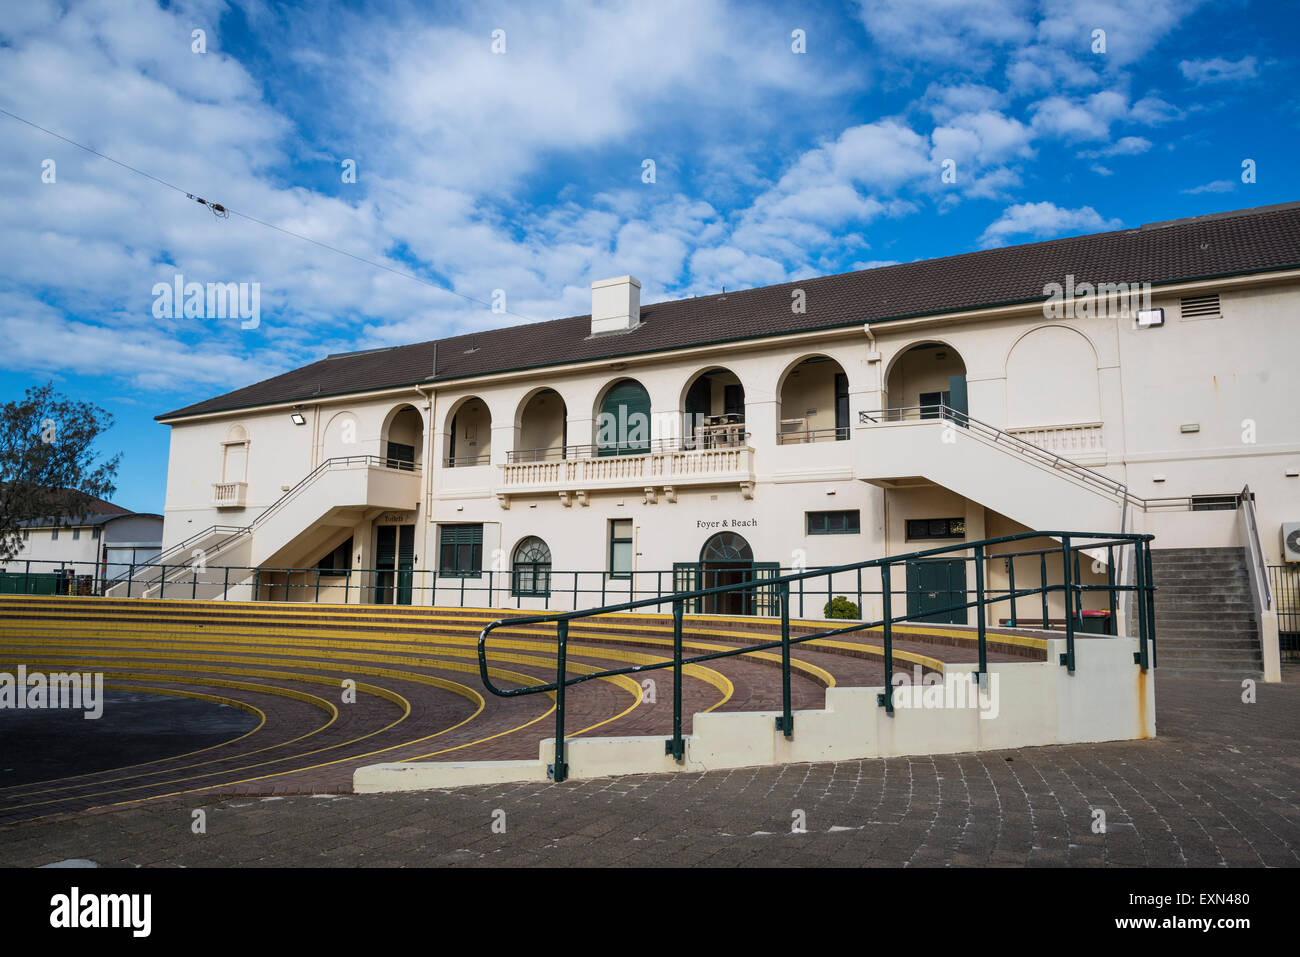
[590,276,641,335]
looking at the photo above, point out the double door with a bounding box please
[375,524,415,605]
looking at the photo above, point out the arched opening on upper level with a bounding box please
[884,342,968,421]
[513,388,568,462]
[381,404,424,470]
[593,378,651,456]
[444,396,491,467]
[776,355,849,444]
[680,367,746,450]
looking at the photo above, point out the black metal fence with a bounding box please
[475,530,1158,782]
[1269,564,1300,663]
[0,540,1134,628]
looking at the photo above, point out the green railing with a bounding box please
[477,530,1157,782]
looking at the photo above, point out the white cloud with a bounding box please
[923,83,1009,123]
[1129,95,1183,125]
[1179,56,1259,84]
[1030,90,1130,140]
[979,201,1123,247]
[1182,180,1235,194]
[1079,136,1153,158]
[856,0,1034,71]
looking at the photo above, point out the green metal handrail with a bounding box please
[477,529,1157,781]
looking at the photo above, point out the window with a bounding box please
[91,527,100,540]
[385,441,415,471]
[1191,494,1242,512]
[512,537,552,597]
[609,519,634,578]
[316,537,353,574]
[919,391,951,419]
[21,529,29,541]
[72,527,81,540]
[807,510,860,535]
[906,517,966,540]
[439,524,483,578]
[51,526,59,541]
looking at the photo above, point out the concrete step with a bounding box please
[1151,547,1246,558]
[1159,621,1258,629]
[1153,587,1252,599]
[1152,600,1257,611]
[1157,633,1262,645]
[1155,629,1259,641]
[1156,647,1263,660]
[1158,666,1264,680]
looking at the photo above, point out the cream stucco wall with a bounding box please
[143,268,1300,616]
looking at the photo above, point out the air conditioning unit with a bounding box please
[1282,523,1300,563]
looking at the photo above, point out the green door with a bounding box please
[597,380,651,456]
[396,524,415,605]
[906,559,967,624]
[947,375,968,419]
[375,525,396,604]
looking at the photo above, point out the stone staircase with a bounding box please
[1150,547,1263,679]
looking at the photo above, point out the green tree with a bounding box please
[0,383,120,560]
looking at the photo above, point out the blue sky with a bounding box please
[1,0,1296,512]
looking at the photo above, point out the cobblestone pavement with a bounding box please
[1,670,1296,867]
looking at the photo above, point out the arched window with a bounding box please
[700,531,754,564]
[512,536,552,597]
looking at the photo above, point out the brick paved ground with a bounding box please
[1,669,1296,867]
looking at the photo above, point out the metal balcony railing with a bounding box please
[505,432,751,464]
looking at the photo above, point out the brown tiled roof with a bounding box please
[158,200,1300,421]
[17,490,134,528]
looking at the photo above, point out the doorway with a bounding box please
[673,531,778,616]
[905,559,967,624]
[375,524,415,605]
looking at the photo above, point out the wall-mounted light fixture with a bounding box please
[1180,423,1200,433]
[1136,308,1165,327]
[290,412,306,426]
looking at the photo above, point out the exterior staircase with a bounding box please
[855,408,1128,538]
[1150,547,1264,679]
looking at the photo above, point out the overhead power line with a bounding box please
[0,105,538,322]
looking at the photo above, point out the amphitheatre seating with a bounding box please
[0,595,1050,821]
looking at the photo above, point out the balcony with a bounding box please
[497,437,754,506]
[211,481,248,508]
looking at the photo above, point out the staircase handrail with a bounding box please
[137,455,418,587]
[1239,483,1274,612]
[860,405,1134,504]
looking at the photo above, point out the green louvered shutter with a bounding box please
[597,381,652,456]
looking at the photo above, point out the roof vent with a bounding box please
[590,276,641,335]
[1180,293,1221,319]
